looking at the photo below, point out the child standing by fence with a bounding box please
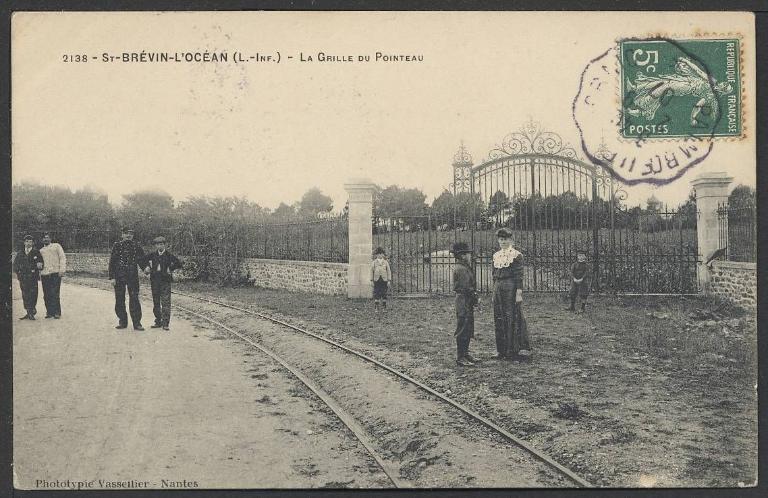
[452,242,478,367]
[566,249,591,313]
[371,247,391,313]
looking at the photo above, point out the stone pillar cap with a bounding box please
[690,172,734,186]
[344,177,374,185]
[344,179,376,192]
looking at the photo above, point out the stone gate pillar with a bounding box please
[690,172,733,291]
[344,179,375,298]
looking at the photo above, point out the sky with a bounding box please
[12,11,756,212]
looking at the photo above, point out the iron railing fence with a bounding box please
[15,215,349,264]
[12,227,185,255]
[238,216,349,263]
[373,204,697,295]
[717,202,756,263]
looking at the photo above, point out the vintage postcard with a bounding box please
[11,11,757,490]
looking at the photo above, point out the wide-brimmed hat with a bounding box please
[451,242,472,255]
[495,227,513,239]
[153,236,167,244]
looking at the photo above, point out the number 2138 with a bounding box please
[62,54,88,62]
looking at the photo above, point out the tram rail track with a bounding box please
[173,302,404,488]
[171,289,592,488]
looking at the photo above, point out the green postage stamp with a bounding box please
[620,38,741,139]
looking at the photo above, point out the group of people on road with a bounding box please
[369,227,591,367]
[108,227,182,331]
[449,227,591,367]
[449,227,532,367]
[13,233,67,320]
[14,227,182,331]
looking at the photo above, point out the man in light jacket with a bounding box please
[39,232,67,319]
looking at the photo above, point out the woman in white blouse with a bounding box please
[491,228,530,360]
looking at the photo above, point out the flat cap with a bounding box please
[121,226,134,233]
[153,236,166,244]
[451,242,472,255]
[373,246,386,255]
[23,234,33,241]
[495,227,513,239]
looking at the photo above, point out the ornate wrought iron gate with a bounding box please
[375,122,698,296]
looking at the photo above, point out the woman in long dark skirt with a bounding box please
[492,228,531,360]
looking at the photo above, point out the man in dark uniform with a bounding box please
[142,236,182,331]
[452,242,479,367]
[13,235,44,320]
[108,227,145,330]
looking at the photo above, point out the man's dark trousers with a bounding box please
[18,278,39,316]
[150,276,172,326]
[41,273,62,316]
[114,277,141,326]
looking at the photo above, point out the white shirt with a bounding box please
[40,243,67,275]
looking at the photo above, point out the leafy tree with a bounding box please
[430,190,457,227]
[429,189,483,228]
[728,184,755,208]
[272,202,297,221]
[175,195,268,283]
[298,187,333,218]
[675,189,697,229]
[487,190,509,219]
[374,185,428,219]
[117,190,176,245]
[12,182,115,249]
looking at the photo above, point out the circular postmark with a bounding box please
[573,37,741,186]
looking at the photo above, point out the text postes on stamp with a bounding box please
[620,38,741,139]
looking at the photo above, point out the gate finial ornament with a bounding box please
[488,119,579,161]
[453,141,473,166]
[452,141,473,193]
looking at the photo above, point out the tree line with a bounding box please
[13,181,755,246]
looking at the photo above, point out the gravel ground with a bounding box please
[67,274,758,488]
[183,302,571,488]
[168,280,758,488]
[13,282,392,489]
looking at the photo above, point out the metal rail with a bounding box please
[173,303,405,488]
[172,290,591,488]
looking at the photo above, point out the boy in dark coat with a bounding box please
[14,235,44,320]
[452,242,478,367]
[566,249,591,313]
[142,236,182,331]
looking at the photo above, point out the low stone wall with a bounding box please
[239,258,348,296]
[708,261,756,310]
[66,253,348,296]
[66,253,111,275]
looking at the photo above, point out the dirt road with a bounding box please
[13,282,390,489]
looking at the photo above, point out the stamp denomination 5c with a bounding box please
[620,38,741,139]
